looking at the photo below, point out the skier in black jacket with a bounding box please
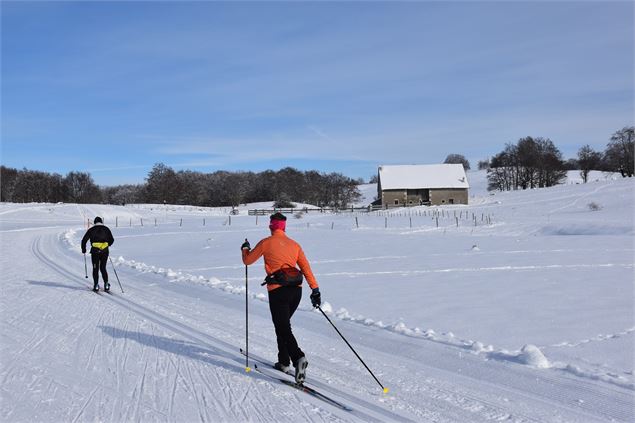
[81,216,115,292]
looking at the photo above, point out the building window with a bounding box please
[394,199,399,205]
[449,199,454,204]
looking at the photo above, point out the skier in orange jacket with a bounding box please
[242,212,321,383]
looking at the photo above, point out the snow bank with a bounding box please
[517,344,551,368]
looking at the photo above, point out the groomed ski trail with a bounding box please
[1,225,633,422]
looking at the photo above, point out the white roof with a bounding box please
[379,164,470,190]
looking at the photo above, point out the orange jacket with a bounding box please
[242,230,319,291]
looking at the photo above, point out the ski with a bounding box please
[240,348,293,377]
[253,364,352,411]
[240,349,352,411]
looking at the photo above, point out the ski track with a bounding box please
[2,219,633,422]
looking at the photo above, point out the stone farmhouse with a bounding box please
[377,164,469,206]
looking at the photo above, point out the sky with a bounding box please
[1,1,633,186]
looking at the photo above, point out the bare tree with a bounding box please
[144,163,180,204]
[577,145,602,183]
[444,154,471,170]
[487,137,565,191]
[477,159,490,170]
[65,171,100,203]
[1,166,19,202]
[604,126,634,177]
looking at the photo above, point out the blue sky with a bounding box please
[1,1,633,186]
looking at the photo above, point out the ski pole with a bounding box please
[83,254,88,278]
[108,256,124,293]
[317,306,388,393]
[245,262,251,372]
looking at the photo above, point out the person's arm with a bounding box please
[81,229,90,253]
[107,228,114,247]
[297,248,318,289]
[242,239,265,265]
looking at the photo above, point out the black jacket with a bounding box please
[81,223,115,254]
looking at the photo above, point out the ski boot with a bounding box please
[92,283,99,292]
[104,282,110,292]
[294,356,308,384]
[274,362,291,373]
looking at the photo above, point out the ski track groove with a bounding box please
[132,361,148,422]
[181,360,206,422]
[70,386,98,423]
[168,358,179,422]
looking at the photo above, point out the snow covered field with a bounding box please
[1,173,633,422]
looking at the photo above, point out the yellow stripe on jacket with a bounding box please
[92,242,109,250]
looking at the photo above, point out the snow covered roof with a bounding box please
[378,164,470,190]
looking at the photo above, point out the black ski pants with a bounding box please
[268,286,304,366]
[91,251,109,286]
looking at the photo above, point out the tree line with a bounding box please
[1,163,362,208]
[0,168,102,203]
[484,126,633,191]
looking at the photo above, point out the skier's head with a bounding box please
[94,216,103,224]
[269,212,286,232]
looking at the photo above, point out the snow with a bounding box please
[1,172,634,422]
[379,164,469,190]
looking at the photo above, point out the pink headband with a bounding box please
[269,219,286,231]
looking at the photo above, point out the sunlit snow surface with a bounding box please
[1,171,633,422]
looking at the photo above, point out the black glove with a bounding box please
[310,288,321,308]
[82,247,86,254]
[241,239,250,251]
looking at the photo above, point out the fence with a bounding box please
[86,208,493,229]
[247,203,436,216]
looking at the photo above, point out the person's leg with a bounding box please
[99,252,109,289]
[268,287,302,366]
[91,253,99,288]
[287,287,304,364]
